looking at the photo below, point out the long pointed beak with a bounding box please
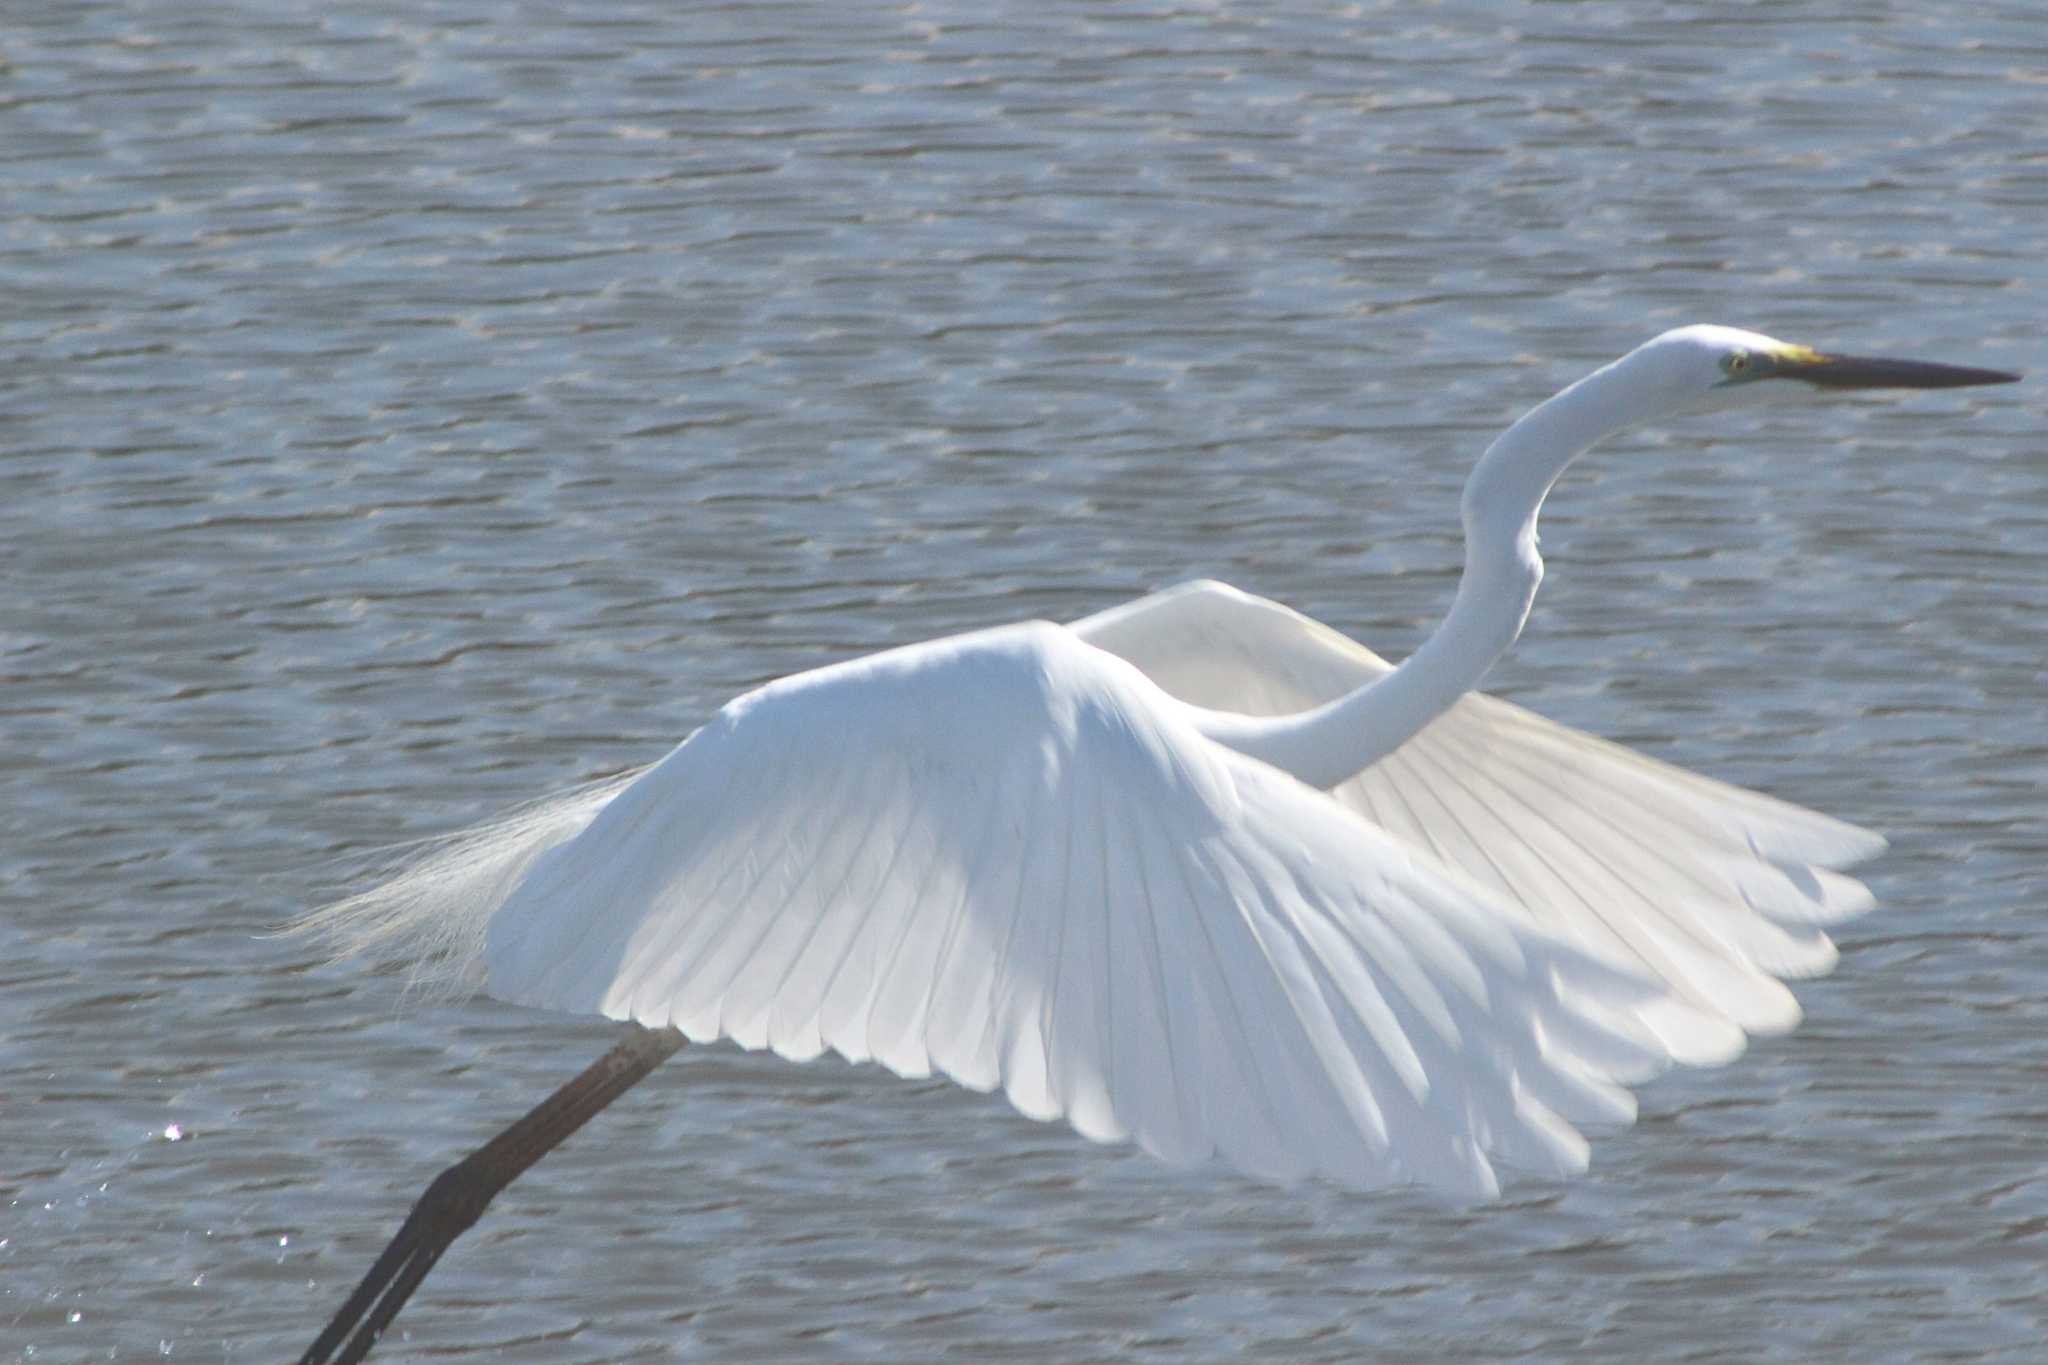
[1777,352,2020,390]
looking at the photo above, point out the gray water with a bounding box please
[3,1,2043,1359]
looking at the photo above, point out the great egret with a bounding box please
[297,325,2015,1363]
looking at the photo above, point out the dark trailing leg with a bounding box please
[299,1024,686,1365]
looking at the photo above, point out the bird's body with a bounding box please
[345,578,1871,1196]
[464,607,1653,1196]
[299,324,2016,1363]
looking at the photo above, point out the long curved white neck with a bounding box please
[1194,351,1664,790]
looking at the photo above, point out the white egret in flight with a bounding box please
[297,326,2015,1363]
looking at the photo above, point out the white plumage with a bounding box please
[305,326,2015,1206]
[309,576,1877,1198]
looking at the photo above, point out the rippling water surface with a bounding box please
[4,2,2043,1359]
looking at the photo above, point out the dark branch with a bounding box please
[299,1023,687,1365]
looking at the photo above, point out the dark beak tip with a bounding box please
[1803,354,2023,390]
[1914,369,2021,390]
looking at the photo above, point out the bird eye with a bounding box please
[1725,351,1751,375]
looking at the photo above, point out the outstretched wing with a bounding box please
[1072,579,1885,1065]
[401,621,1665,1197]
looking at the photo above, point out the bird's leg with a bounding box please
[298,1022,686,1365]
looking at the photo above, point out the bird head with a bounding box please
[1628,323,2017,414]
